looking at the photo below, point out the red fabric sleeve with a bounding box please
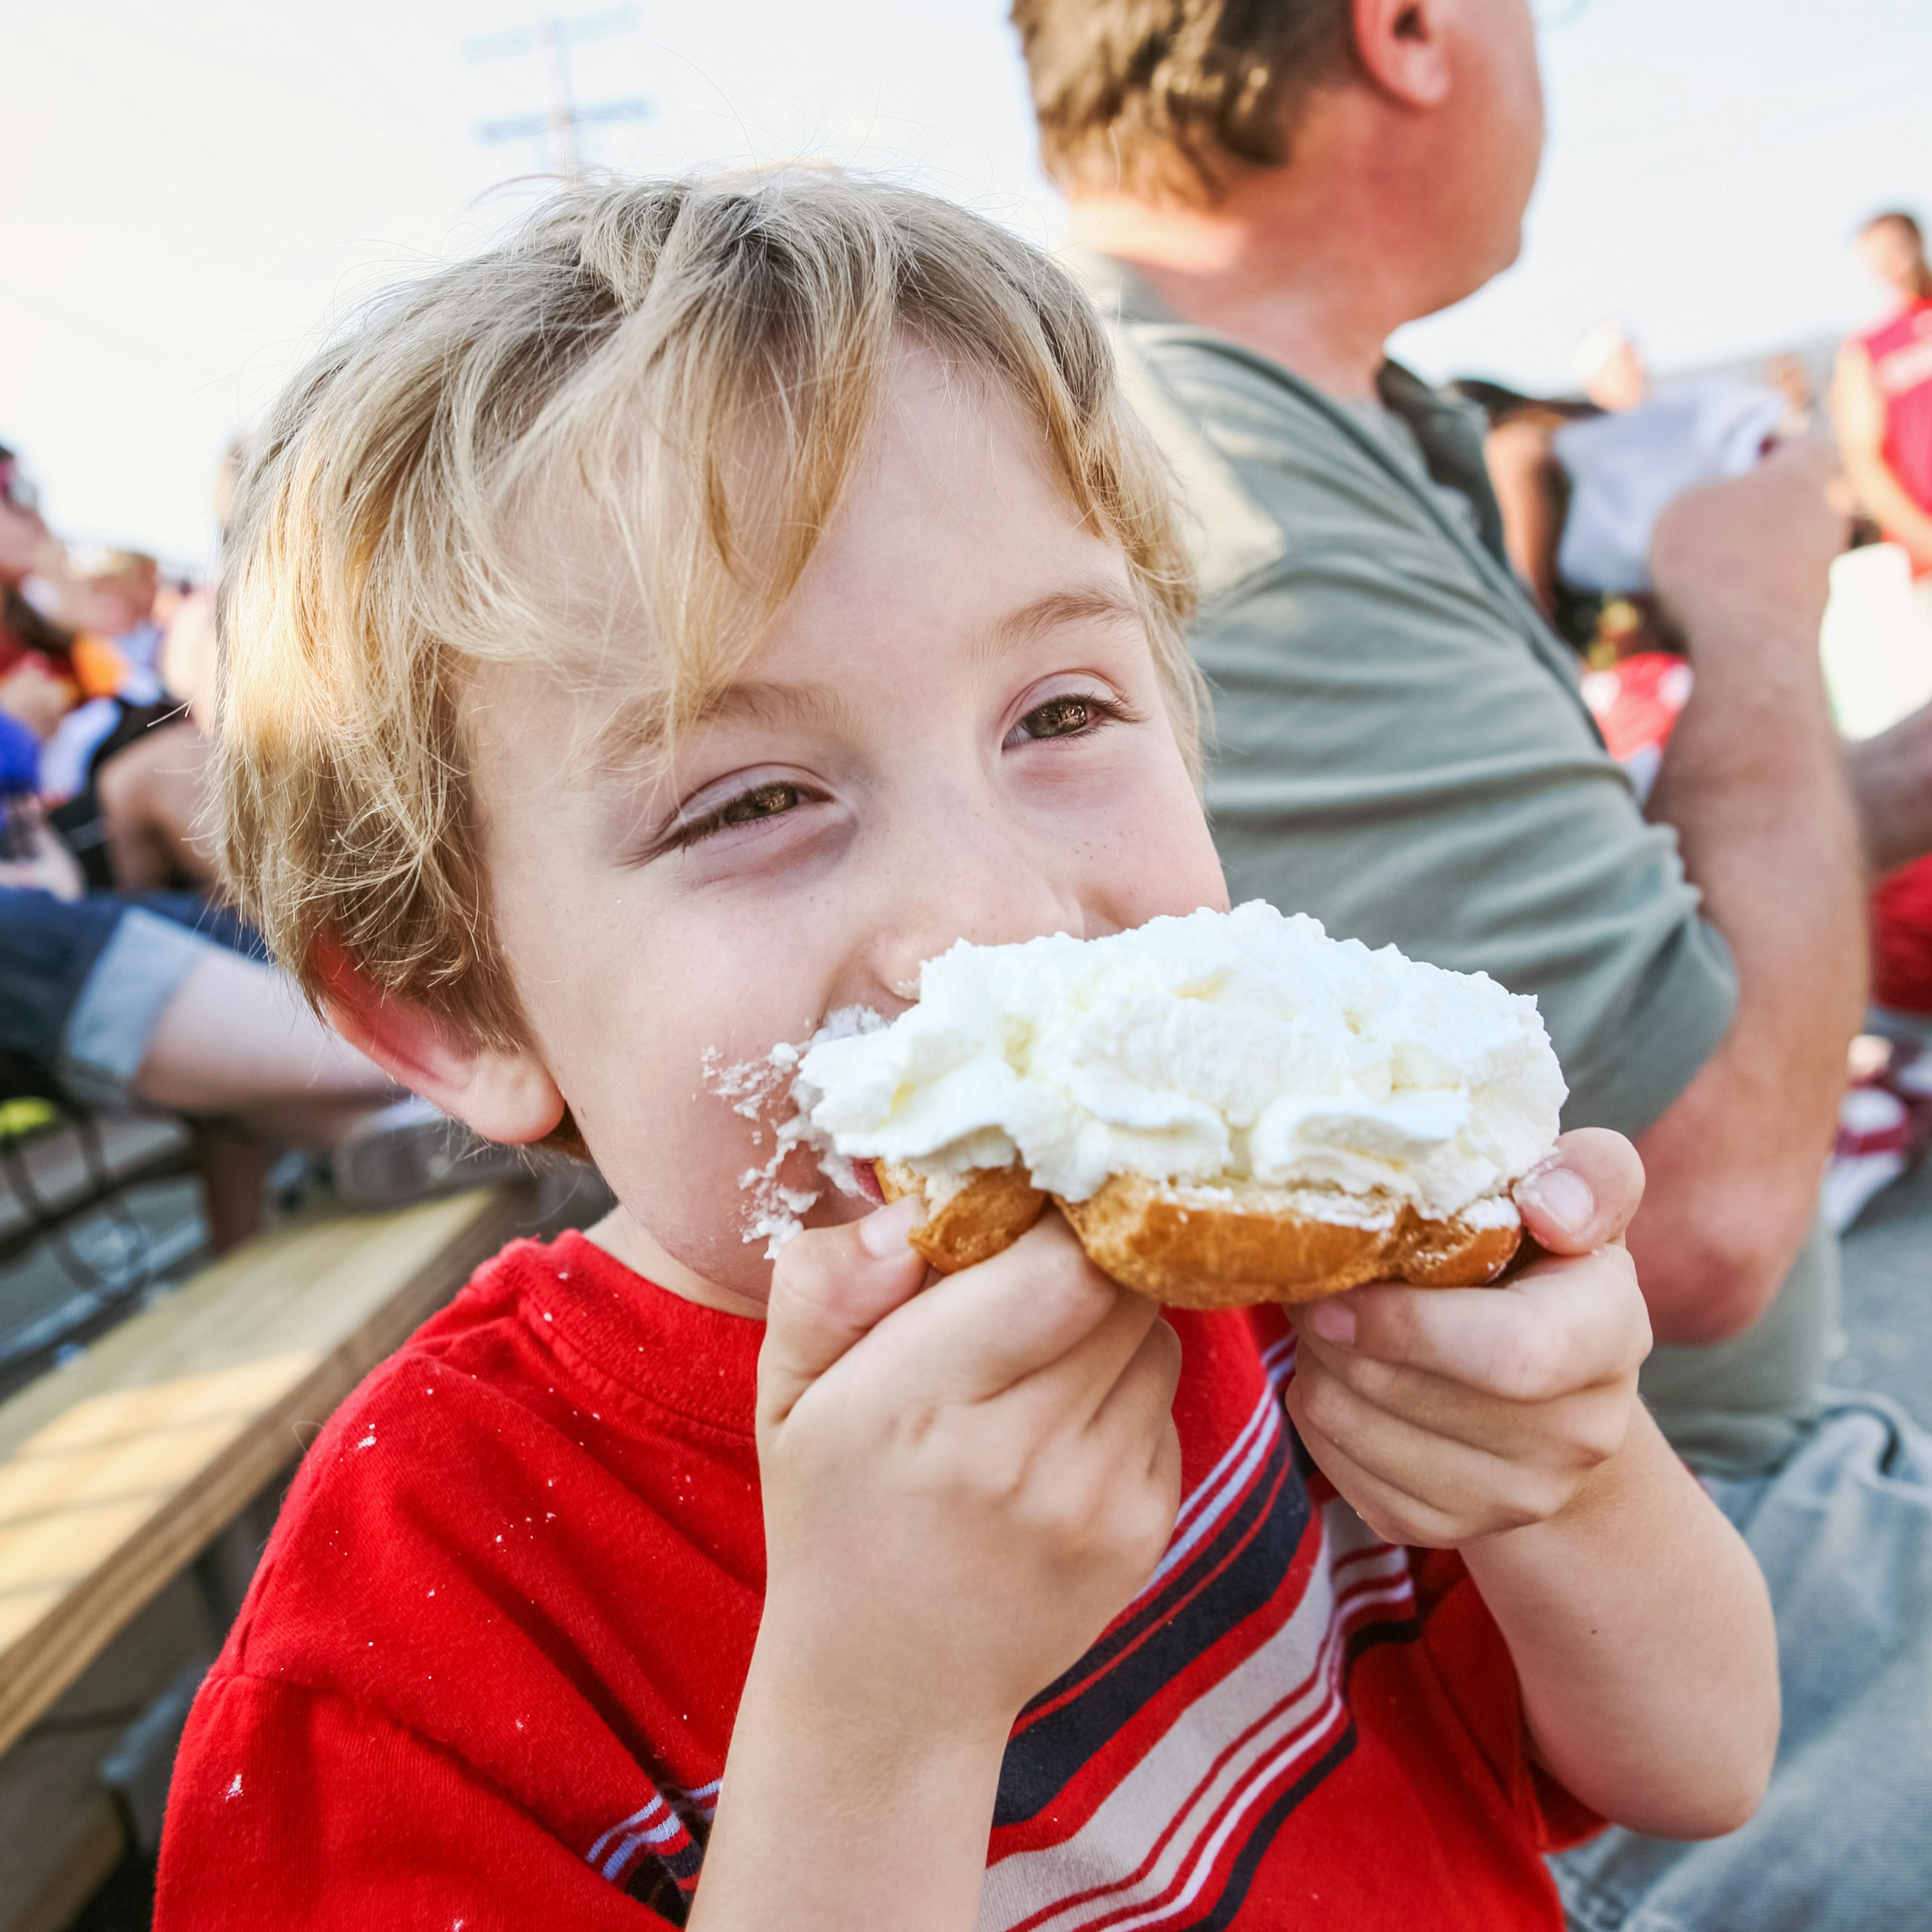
[1409,1547,1604,1855]
[156,1672,681,1930]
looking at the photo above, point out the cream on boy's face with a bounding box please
[468,349,1228,1307]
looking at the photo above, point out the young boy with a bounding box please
[157,172,1777,1930]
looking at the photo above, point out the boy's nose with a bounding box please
[863,800,1087,1005]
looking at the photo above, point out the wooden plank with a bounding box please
[0,1184,531,1757]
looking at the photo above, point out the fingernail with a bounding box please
[858,1195,923,1259]
[1308,1300,1356,1345]
[1517,1163,1594,1238]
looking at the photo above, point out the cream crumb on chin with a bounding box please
[703,1007,890,1257]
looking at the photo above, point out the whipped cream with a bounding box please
[794,903,1566,1222]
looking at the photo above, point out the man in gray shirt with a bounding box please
[1011,0,1932,1924]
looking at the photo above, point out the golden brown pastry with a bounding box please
[878,1160,1518,1304]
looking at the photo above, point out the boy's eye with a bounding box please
[1018,694,1102,741]
[719,781,802,825]
[670,779,811,850]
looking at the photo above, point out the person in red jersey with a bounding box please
[1837,211,1932,1020]
[1837,210,1932,582]
[155,170,1776,1931]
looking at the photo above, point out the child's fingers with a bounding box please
[1004,1281,1175,1435]
[1287,1361,1616,1544]
[760,1199,929,1426]
[897,1215,1154,1405]
[1082,1311,1183,1454]
[1289,1365,1605,1545]
[1294,1245,1650,1404]
[1292,1326,1636,1469]
[1282,1388,1462,1549]
[1512,1128,1645,1255]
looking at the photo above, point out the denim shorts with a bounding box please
[1551,1393,1932,1930]
[0,888,260,1108]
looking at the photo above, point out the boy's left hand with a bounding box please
[1284,1129,1652,1548]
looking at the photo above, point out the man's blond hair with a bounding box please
[218,169,1202,1049]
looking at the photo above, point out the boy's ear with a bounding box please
[312,936,566,1147]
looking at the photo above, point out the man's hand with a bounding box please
[0,803,84,901]
[1284,1130,1650,1548]
[1650,439,1847,653]
[756,1204,1181,1732]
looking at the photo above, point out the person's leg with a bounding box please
[57,902,397,1136]
[1549,1397,1932,1931]
[106,915,538,1206]
[129,941,395,1131]
[94,720,219,890]
[13,889,535,1218]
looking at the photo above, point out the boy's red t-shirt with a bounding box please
[156,1230,1594,1930]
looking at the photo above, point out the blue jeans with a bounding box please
[0,888,259,1107]
[1550,1395,1932,1930]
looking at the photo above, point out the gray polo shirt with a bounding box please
[1075,253,1839,1476]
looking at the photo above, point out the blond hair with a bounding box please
[218,168,1201,1047]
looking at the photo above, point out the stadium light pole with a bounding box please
[464,6,653,176]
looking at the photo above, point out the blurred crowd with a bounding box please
[0,443,522,1253]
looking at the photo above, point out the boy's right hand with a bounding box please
[754,1200,1183,1744]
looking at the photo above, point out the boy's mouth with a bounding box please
[852,1159,884,1205]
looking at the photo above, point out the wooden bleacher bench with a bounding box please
[0,1180,559,1930]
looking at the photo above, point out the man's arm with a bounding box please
[1154,345,1849,1351]
[1633,443,1865,1345]
[1833,342,1932,572]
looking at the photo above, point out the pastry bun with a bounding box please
[877,1160,1519,1307]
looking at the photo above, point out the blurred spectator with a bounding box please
[1457,379,1596,627]
[0,444,78,797]
[0,431,529,1240]
[0,443,71,677]
[1835,210,1932,1022]
[1764,351,1822,436]
[1552,343,1785,601]
[66,547,164,699]
[39,547,178,832]
[1573,317,1650,412]
[1476,321,1787,639]
[1835,209,1932,583]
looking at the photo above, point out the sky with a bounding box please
[3,0,1927,565]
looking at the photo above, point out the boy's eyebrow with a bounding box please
[967,585,1145,668]
[693,680,863,733]
[591,679,860,771]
